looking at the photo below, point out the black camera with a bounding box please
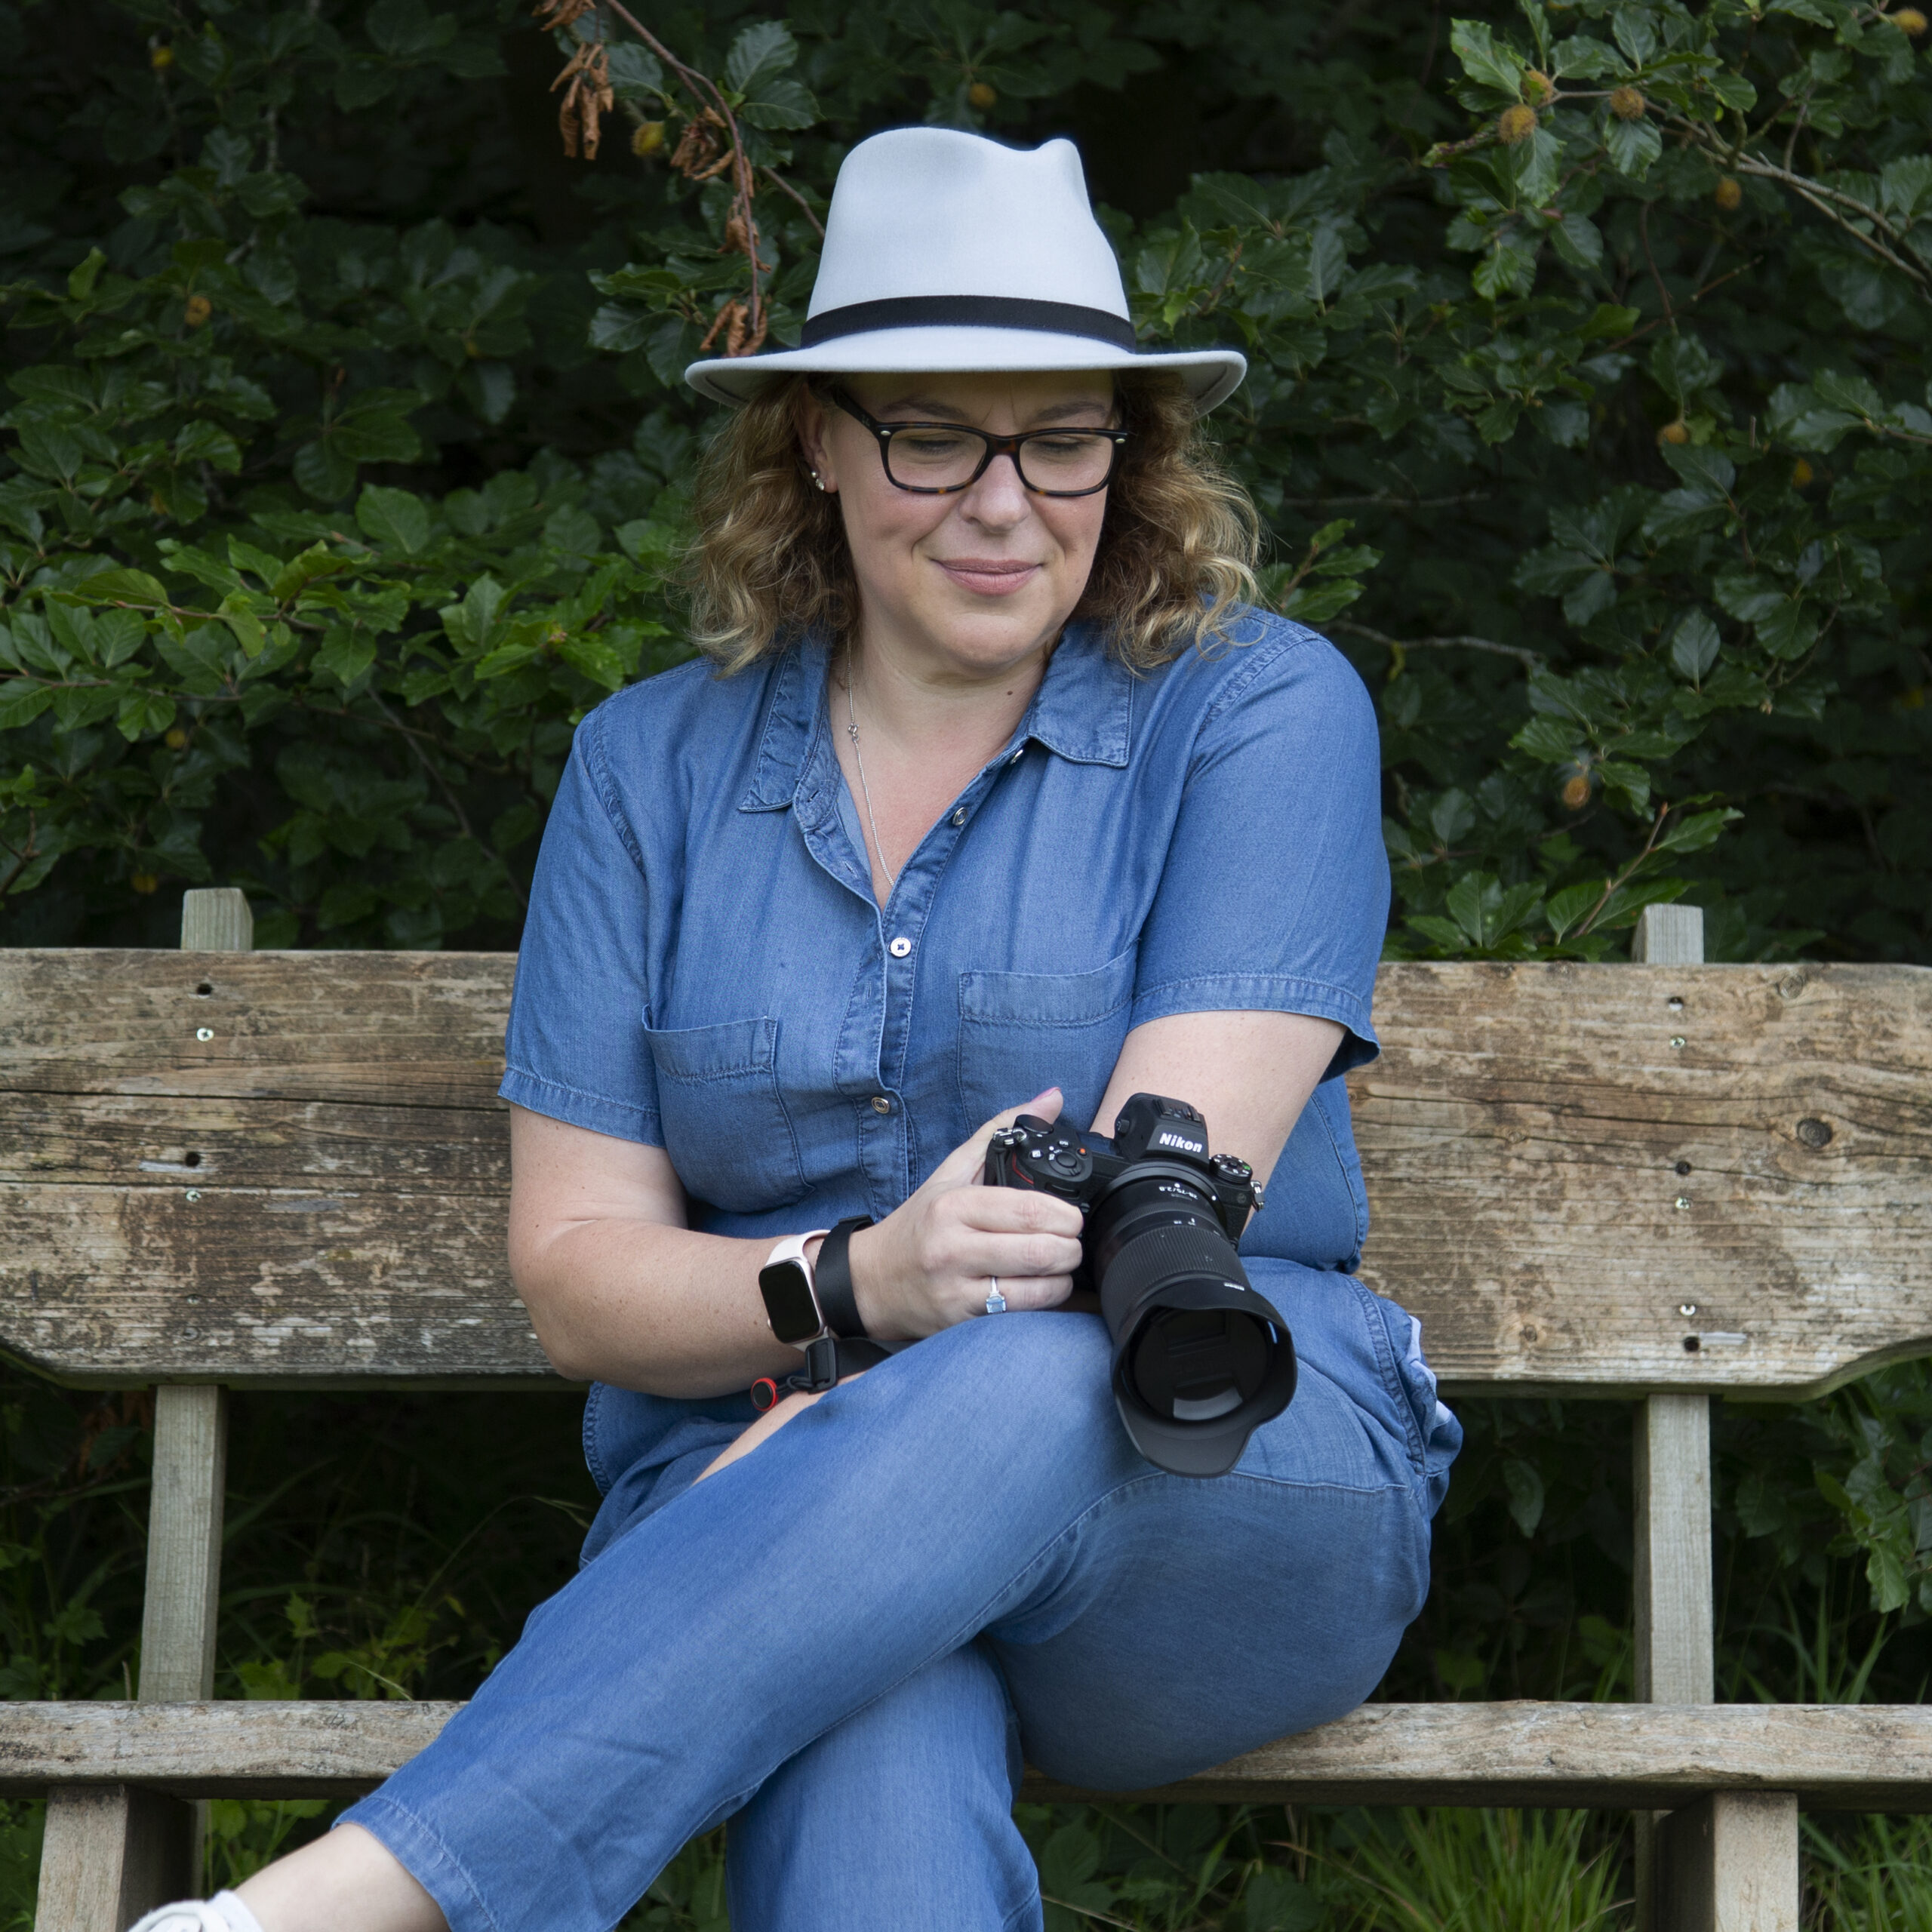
[983,1094,1297,1478]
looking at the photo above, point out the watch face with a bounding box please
[760,1259,823,1346]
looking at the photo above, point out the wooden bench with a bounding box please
[3,889,1928,1932]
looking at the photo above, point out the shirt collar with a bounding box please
[739,623,1134,812]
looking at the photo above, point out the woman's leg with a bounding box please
[334,1281,1433,1932]
[725,1641,1039,1932]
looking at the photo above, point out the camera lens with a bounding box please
[1085,1173,1297,1478]
[1130,1306,1270,1420]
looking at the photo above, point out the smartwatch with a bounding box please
[758,1230,832,1349]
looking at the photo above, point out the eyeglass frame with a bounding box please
[823,386,1131,498]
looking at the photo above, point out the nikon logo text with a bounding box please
[1155,1130,1205,1153]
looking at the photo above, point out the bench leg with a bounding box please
[1654,1791,1798,1932]
[35,1786,196,1931]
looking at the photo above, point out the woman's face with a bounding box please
[799,369,1115,685]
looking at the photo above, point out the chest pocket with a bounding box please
[641,1016,808,1214]
[957,946,1137,1134]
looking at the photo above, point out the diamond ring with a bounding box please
[983,1277,1008,1315]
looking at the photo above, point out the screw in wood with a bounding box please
[195,1027,214,1041]
[184,1189,202,1202]
[1669,1035,1687,1048]
[1675,1196,1691,1210]
[1680,1303,1697,1316]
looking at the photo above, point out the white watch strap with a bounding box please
[765,1229,832,1278]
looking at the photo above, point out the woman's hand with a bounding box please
[847,1088,1086,1341]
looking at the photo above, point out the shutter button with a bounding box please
[888,936,912,958]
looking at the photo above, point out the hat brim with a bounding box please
[685,326,1247,414]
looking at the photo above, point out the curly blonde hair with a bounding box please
[683,373,1261,672]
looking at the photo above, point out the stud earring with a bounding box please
[811,470,829,492]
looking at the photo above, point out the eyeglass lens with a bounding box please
[883,426,1118,494]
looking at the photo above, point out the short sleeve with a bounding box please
[500,710,665,1143]
[1131,629,1389,1075]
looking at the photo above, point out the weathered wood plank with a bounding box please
[1348,959,1932,1395]
[1656,1792,1800,1932]
[138,1384,228,1702]
[5,1700,1932,1811]
[34,1786,194,1932]
[0,1183,548,1386]
[2,953,1927,1394]
[0,947,512,1107]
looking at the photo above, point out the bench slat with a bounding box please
[3,952,1927,1395]
[2,1700,1928,1812]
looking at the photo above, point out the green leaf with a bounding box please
[605,41,664,99]
[1577,302,1639,340]
[740,76,820,131]
[1669,611,1722,682]
[1240,1866,1323,1932]
[1503,1457,1546,1537]
[0,680,52,729]
[66,248,106,301]
[1549,212,1604,272]
[68,568,170,608]
[1545,881,1603,940]
[724,20,797,94]
[1712,573,1786,624]
[218,594,266,658]
[313,629,377,689]
[1605,115,1662,180]
[117,688,177,742]
[1755,601,1818,660]
[1813,369,1884,420]
[356,485,433,555]
[1449,20,1526,99]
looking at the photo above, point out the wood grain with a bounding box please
[2,952,1927,1395]
[6,1700,1932,1811]
[33,1786,193,1932]
[1656,1792,1799,1932]
[137,1386,226,1703]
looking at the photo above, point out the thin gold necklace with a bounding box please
[843,651,897,897]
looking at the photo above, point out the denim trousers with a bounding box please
[340,1269,1456,1932]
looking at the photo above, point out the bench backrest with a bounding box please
[2,944,1927,1398]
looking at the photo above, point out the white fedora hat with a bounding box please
[684,128,1247,413]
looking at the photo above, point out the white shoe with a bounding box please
[128,1895,265,1932]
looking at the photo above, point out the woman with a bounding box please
[137,126,1457,1932]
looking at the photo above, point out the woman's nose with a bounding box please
[957,449,1032,526]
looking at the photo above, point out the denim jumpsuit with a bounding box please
[340,611,1461,1932]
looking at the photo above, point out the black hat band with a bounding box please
[798,295,1140,352]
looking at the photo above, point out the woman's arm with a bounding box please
[1091,1009,1345,1190]
[509,1106,793,1393]
[509,1098,1084,1393]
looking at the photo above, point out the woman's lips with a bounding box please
[935,558,1041,595]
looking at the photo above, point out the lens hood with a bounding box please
[1098,1227,1298,1478]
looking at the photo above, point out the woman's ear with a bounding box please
[793,385,837,495]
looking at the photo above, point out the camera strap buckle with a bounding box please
[751,1335,888,1411]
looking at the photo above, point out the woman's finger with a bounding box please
[949,1184,1084,1238]
[923,1088,1066,1193]
[975,1273,1074,1313]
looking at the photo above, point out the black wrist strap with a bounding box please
[815,1216,874,1339]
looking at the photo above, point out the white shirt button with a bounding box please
[888,936,912,958]
[871,1095,892,1115]
[950,808,968,827]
